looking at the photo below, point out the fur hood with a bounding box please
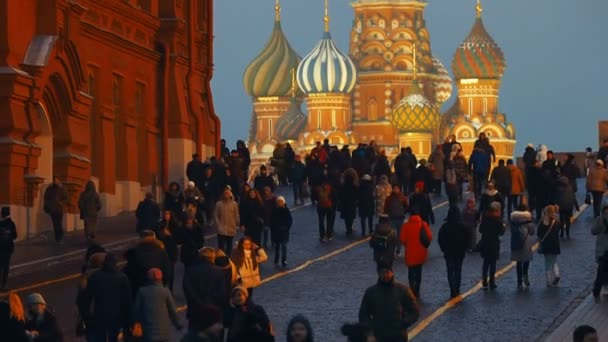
[510,210,532,224]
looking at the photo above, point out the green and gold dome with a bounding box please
[243,1,302,98]
[391,80,439,133]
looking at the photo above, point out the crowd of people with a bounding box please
[1,135,608,341]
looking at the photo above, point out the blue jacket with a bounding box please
[469,149,490,175]
[133,282,181,341]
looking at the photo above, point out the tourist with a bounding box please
[409,181,435,226]
[224,286,273,342]
[123,230,172,296]
[445,160,459,207]
[477,181,504,220]
[24,293,62,342]
[469,147,490,198]
[184,180,205,222]
[591,203,608,302]
[254,165,276,194]
[77,180,102,241]
[43,176,68,243]
[339,168,359,236]
[239,188,265,246]
[164,182,185,222]
[179,214,205,268]
[180,304,224,342]
[561,154,581,210]
[372,149,391,180]
[586,159,608,218]
[429,145,445,196]
[156,210,179,289]
[453,149,468,200]
[358,174,375,236]
[555,176,576,239]
[537,205,561,287]
[438,206,468,298]
[289,154,307,206]
[461,198,479,252]
[0,292,27,342]
[186,153,206,192]
[358,264,419,341]
[507,159,525,216]
[509,203,535,290]
[261,186,277,249]
[214,189,240,256]
[375,175,392,216]
[136,192,161,234]
[316,178,337,242]
[572,325,598,342]
[491,160,511,203]
[400,209,433,298]
[479,202,506,290]
[270,196,292,268]
[412,159,433,194]
[231,237,268,297]
[369,214,398,268]
[286,315,314,342]
[384,184,409,255]
[76,246,106,334]
[0,207,17,290]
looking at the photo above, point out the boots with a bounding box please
[546,271,554,287]
[552,263,561,286]
[523,274,530,287]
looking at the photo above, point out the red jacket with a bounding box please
[399,215,433,266]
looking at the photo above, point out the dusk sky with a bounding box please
[212,0,607,153]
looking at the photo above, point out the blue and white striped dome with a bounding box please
[297,32,358,94]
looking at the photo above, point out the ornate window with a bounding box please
[368,98,378,121]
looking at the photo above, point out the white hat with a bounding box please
[276,196,286,203]
[362,174,372,181]
[26,293,46,306]
[188,181,195,187]
[596,159,604,166]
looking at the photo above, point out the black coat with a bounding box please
[0,302,27,342]
[183,260,226,316]
[124,238,172,296]
[538,220,561,255]
[412,166,433,193]
[0,217,17,254]
[156,219,180,263]
[239,198,264,232]
[373,156,391,179]
[164,191,184,215]
[254,175,275,193]
[339,183,358,220]
[554,180,575,213]
[491,166,512,195]
[82,266,132,327]
[224,302,273,342]
[186,159,206,189]
[477,191,505,220]
[136,199,161,232]
[438,221,468,259]
[24,310,63,342]
[179,224,205,267]
[410,192,434,224]
[270,206,293,243]
[358,179,375,217]
[479,216,505,260]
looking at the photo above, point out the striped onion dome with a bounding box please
[391,80,439,132]
[297,31,358,94]
[243,16,301,97]
[275,98,307,141]
[452,16,505,80]
[432,56,453,104]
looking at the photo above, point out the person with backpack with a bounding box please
[384,184,409,255]
[510,203,535,290]
[0,207,17,290]
[399,209,433,299]
[438,207,468,298]
[369,214,398,268]
[316,179,337,242]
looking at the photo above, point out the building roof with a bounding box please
[391,80,439,132]
[432,56,453,104]
[276,98,307,141]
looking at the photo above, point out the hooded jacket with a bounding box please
[399,215,433,266]
[124,237,172,296]
[78,181,102,220]
[510,210,535,262]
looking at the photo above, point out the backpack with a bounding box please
[371,234,388,250]
[510,221,530,250]
[318,186,333,208]
[419,224,431,248]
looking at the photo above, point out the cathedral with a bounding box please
[244,0,515,162]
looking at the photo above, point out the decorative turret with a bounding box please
[276,70,307,141]
[432,56,453,105]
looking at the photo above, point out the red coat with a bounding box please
[399,215,433,266]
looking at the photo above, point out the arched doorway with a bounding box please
[33,102,54,233]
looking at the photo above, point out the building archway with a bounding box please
[33,102,54,233]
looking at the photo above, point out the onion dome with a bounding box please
[432,56,453,104]
[391,80,440,132]
[276,98,307,141]
[296,2,357,94]
[243,2,301,98]
[452,1,505,80]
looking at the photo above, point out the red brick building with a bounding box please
[0,0,219,238]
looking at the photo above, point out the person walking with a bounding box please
[438,207,468,298]
[261,186,277,249]
[555,177,575,239]
[461,198,479,252]
[224,286,274,342]
[358,175,375,236]
[155,210,179,289]
[586,159,608,218]
[510,204,535,290]
[369,214,398,268]
[375,175,392,216]
[384,184,409,256]
[477,182,505,220]
[338,169,359,236]
[0,207,17,290]
[537,205,561,287]
[316,179,337,242]
[132,268,182,342]
[136,193,161,234]
[289,155,307,206]
[24,293,62,342]
[409,181,435,226]
[429,146,445,196]
[239,189,265,246]
[358,264,419,342]
[490,160,511,204]
[591,203,608,301]
[78,180,102,241]
[164,182,185,222]
[43,176,68,243]
[0,292,28,342]
[214,189,240,256]
[507,159,525,216]
[445,160,459,207]
[479,202,506,290]
[231,237,268,297]
[123,230,172,297]
[179,214,205,269]
[286,315,314,342]
[270,196,292,268]
[399,210,433,298]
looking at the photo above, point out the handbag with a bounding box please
[537,220,556,254]
[585,192,592,205]
[419,223,431,248]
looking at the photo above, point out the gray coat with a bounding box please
[510,210,535,262]
[591,210,608,261]
[133,282,181,341]
[78,181,102,220]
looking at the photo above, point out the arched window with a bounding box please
[368,98,378,121]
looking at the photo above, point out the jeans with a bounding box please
[390,217,404,252]
[592,191,604,218]
[360,215,373,235]
[593,258,608,297]
[50,212,64,242]
[408,265,423,297]
[445,256,464,295]
[344,216,355,234]
[217,235,234,256]
[482,259,497,286]
[508,195,520,216]
[544,254,560,283]
[292,182,305,204]
[317,207,336,239]
[0,252,11,289]
[516,261,530,285]
[274,242,287,264]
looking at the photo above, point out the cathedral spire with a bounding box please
[324,0,330,32]
[476,0,483,18]
[275,0,281,22]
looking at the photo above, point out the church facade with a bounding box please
[0,0,219,238]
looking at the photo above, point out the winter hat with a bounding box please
[26,293,46,306]
[231,286,249,299]
[147,268,163,282]
[415,181,425,191]
[276,196,286,204]
[361,174,372,181]
[188,181,195,187]
[190,304,222,332]
[376,262,393,272]
[596,159,604,166]
[0,206,9,218]
[527,143,534,148]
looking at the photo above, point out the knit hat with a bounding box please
[26,293,46,306]
[188,181,195,187]
[190,304,223,332]
[415,181,425,191]
[147,268,163,282]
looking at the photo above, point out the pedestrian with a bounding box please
[224,286,274,342]
[261,186,277,249]
[412,159,433,194]
[490,160,511,203]
[409,181,434,226]
[231,237,268,297]
[164,182,185,221]
[341,323,376,342]
[453,149,468,200]
[438,206,468,298]
[254,165,276,194]
[214,249,238,308]
[369,214,398,268]
[123,230,172,297]
[358,175,375,236]
[590,203,608,302]
[510,203,535,290]
[136,192,161,234]
[0,207,17,290]
[183,248,226,330]
[316,179,337,242]
[339,168,359,236]
[43,176,68,243]
[78,180,102,241]
[0,292,28,342]
[394,147,417,194]
[461,198,479,252]
[156,210,179,289]
[180,304,224,342]
[429,145,445,195]
[132,268,182,342]
[445,160,459,207]
[81,253,132,341]
[289,154,307,206]
[400,209,433,298]
[384,184,409,255]
[179,214,205,269]
[214,189,240,256]
[358,263,419,342]
[270,196,292,267]
[239,188,265,246]
[573,325,598,342]
[286,315,314,342]
[555,177,575,239]
[24,293,62,342]
[76,246,106,336]
[469,147,490,198]
[477,181,505,220]
[507,159,525,216]
[184,181,205,223]
[537,204,561,287]
[479,202,506,290]
[586,159,608,218]
[375,175,392,215]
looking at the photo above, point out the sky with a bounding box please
[212,0,607,153]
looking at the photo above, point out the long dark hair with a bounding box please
[231,237,259,270]
[287,315,314,342]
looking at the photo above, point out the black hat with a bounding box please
[377,262,392,272]
[0,207,9,218]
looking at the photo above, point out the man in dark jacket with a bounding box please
[25,293,63,342]
[0,207,17,290]
[384,185,409,255]
[135,193,160,233]
[254,165,276,193]
[490,159,512,199]
[123,231,172,297]
[289,155,307,206]
[187,154,206,193]
[359,264,419,342]
[183,247,227,330]
[370,214,398,268]
[81,254,132,342]
[394,147,417,194]
[43,176,68,243]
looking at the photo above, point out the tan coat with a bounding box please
[214,199,240,236]
[509,165,525,195]
[236,249,268,289]
[586,166,608,192]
